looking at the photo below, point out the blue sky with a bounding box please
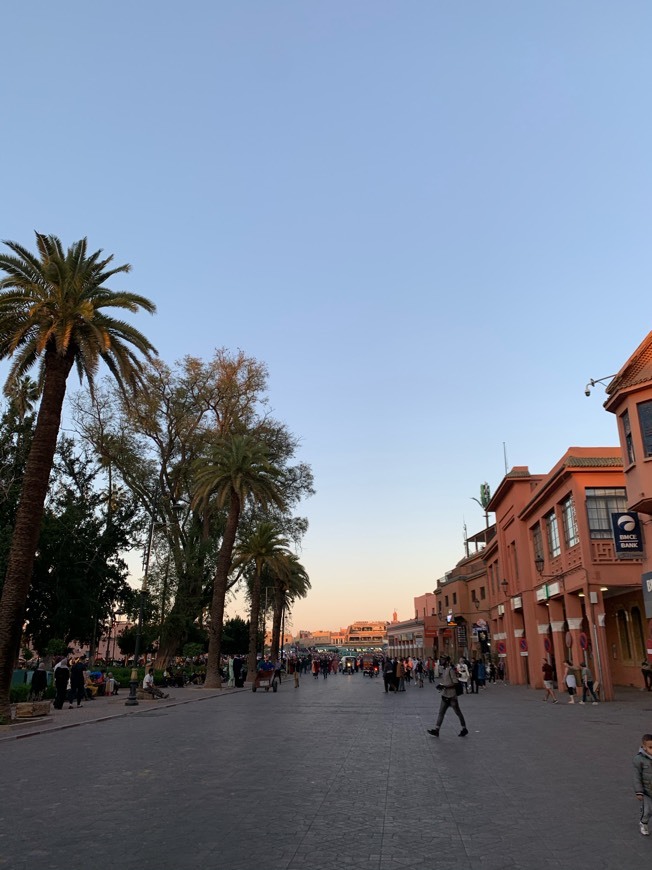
[3,2,652,630]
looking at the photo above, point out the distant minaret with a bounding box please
[392,609,398,623]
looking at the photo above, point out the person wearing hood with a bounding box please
[633,733,652,836]
[53,656,70,710]
[29,663,48,700]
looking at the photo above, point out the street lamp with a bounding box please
[534,555,545,576]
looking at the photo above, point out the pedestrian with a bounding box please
[69,655,87,707]
[579,662,599,705]
[562,660,577,704]
[396,658,406,691]
[496,660,505,682]
[470,659,479,694]
[383,658,395,693]
[633,733,652,836]
[233,655,244,688]
[53,656,70,710]
[476,659,486,689]
[28,663,48,700]
[641,660,652,692]
[541,660,558,703]
[428,655,468,738]
[456,658,470,694]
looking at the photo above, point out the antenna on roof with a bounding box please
[503,442,509,476]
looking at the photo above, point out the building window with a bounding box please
[532,523,543,562]
[638,400,652,458]
[452,593,457,605]
[561,495,579,548]
[622,410,636,464]
[445,596,449,608]
[480,586,486,600]
[585,487,628,539]
[545,510,561,558]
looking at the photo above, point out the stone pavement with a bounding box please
[1,673,651,870]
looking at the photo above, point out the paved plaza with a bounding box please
[1,673,651,870]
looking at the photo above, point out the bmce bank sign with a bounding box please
[610,512,644,557]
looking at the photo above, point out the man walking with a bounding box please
[428,655,468,737]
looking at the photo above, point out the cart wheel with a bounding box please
[252,686,257,692]
[265,687,269,692]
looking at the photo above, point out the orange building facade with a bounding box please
[427,445,649,701]
[604,330,652,668]
[486,449,644,700]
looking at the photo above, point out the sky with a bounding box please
[3,2,652,632]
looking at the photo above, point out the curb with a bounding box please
[0,687,243,743]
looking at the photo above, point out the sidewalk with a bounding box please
[3,683,242,741]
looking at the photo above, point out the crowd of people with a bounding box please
[381,655,504,694]
[49,654,120,709]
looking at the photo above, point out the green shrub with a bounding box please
[10,685,29,703]
[10,684,56,703]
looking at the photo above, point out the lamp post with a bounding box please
[125,485,159,707]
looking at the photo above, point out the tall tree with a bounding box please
[234,521,291,679]
[0,232,156,722]
[192,434,287,688]
[269,552,310,661]
[71,350,271,664]
[24,438,139,654]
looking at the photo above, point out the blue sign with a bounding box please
[611,512,644,557]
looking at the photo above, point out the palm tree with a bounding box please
[6,376,39,423]
[269,552,310,661]
[0,232,156,722]
[233,521,291,679]
[192,434,286,688]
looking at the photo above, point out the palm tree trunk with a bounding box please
[246,563,263,680]
[270,579,284,662]
[0,350,73,723]
[204,491,240,688]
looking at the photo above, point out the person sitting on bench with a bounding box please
[143,668,169,699]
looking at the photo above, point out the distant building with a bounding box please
[344,621,388,649]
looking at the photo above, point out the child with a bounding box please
[633,733,652,836]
